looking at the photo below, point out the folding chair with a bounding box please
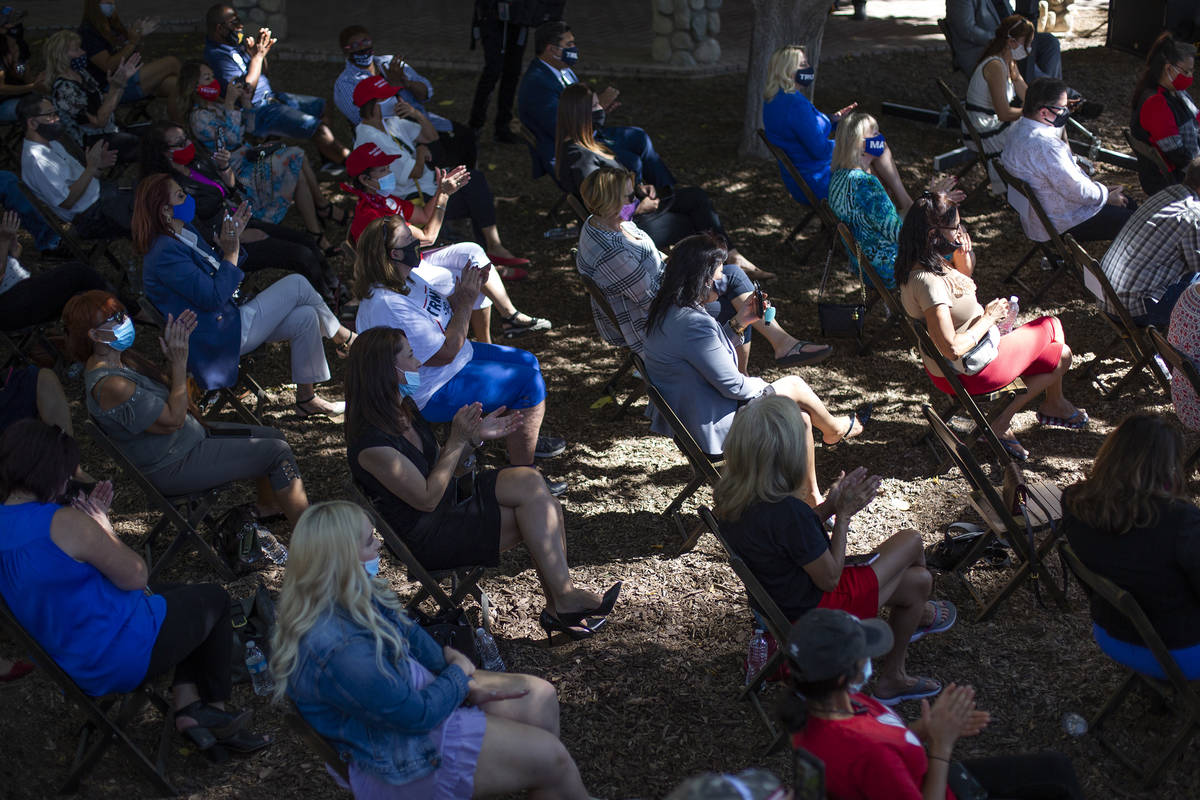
[1063,234,1170,399]
[575,270,645,416]
[1124,128,1173,195]
[992,161,1082,303]
[698,506,790,753]
[0,593,177,796]
[345,480,491,632]
[285,699,351,790]
[936,78,997,194]
[793,747,826,800]
[1145,326,1200,473]
[634,353,723,552]
[922,404,1069,620]
[516,122,572,222]
[0,323,64,373]
[756,127,840,263]
[85,418,235,582]
[1058,541,1200,788]
[937,18,963,73]
[195,363,267,426]
[832,221,903,354]
[16,184,124,278]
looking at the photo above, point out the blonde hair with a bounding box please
[831,111,877,171]
[270,501,409,702]
[352,215,410,301]
[43,30,82,85]
[581,166,633,218]
[713,396,811,521]
[763,45,807,102]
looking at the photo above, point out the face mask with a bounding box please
[376,172,397,196]
[1010,43,1028,61]
[1045,106,1070,127]
[1174,70,1194,92]
[794,66,815,86]
[196,79,221,100]
[99,3,116,17]
[863,134,886,157]
[107,316,136,351]
[392,241,420,267]
[397,370,421,396]
[560,45,579,65]
[848,659,873,693]
[591,108,605,128]
[933,232,960,257]
[378,96,398,119]
[170,141,196,165]
[350,49,373,68]
[619,200,638,221]
[36,120,62,140]
[363,556,380,576]
[69,54,89,73]
[172,193,196,223]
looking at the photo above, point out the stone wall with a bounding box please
[233,0,287,42]
[651,0,722,67]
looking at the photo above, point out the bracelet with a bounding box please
[928,755,951,764]
[729,319,746,337]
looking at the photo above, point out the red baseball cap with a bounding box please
[346,143,400,177]
[352,76,398,108]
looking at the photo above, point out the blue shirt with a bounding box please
[0,501,165,696]
[204,38,273,106]
[333,56,448,131]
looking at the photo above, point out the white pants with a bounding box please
[239,273,339,385]
[415,242,492,311]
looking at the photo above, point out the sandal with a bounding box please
[995,435,1029,462]
[335,331,357,359]
[1036,408,1089,430]
[824,403,872,446]
[496,264,529,282]
[175,701,252,740]
[307,230,340,258]
[871,675,942,707]
[501,311,551,339]
[775,340,833,368]
[910,599,957,643]
[295,395,346,419]
[316,202,348,225]
[487,252,531,268]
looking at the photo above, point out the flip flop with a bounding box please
[1036,408,1089,430]
[775,340,834,368]
[981,433,1029,461]
[910,599,958,643]
[872,675,943,707]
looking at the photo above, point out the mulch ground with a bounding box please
[0,30,1193,800]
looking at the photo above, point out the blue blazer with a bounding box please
[762,90,835,205]
[517,58,576,178]
[142,225,245,391]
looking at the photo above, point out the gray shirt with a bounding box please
[85,366,206,475]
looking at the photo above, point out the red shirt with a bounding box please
[791,693,954,800]
[346,188,415,244]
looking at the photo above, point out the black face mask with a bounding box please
[1045,107,1070,128]
[392,242,420,267]
[35,120,62,139]
[932,233,960,258]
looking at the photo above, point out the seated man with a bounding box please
[333,24,475,168]
[1100,158,1200,327]
[18,95,132,238]
[516,20,673,186]
[203,4,349,168]
[1001,78,1133,243]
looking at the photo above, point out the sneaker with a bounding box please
[534,435,566,459]
[543,475,568,497]
[318,161,346,176]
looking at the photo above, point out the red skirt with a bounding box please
[929,315,1064,396]
[817,564,880,620]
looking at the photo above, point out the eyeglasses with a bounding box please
[626,192,637,203]
[347,39,372,51]
[1043,104,1068,114]
[167,137,189,149]
[99,310,127,327]
[1174,63,1195,77]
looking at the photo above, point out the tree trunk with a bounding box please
[739,0,836,158]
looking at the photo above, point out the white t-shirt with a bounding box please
[21,139,99,221]
[0,256,29,295]
[353,119,437,198]
[355,274,473,410]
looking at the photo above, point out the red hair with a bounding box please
[132,173,178,254]
[62,289,124,363]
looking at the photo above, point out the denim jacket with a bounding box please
[286,603,471,784]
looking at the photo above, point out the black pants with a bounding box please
[71,180,133,239]
[419,169,497,241]
[0,260,139,330]
[428,122,478,171]
[1064,202,1136,243]
[634,186,729,251]
[83,130,141,165]
[143,583,233,704]
[469,18,527,133]
[242,219,338,299]
[963,752,1087,800]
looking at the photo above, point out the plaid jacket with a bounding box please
[575,218,663,354]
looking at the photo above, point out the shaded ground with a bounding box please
[0,30,1194,800]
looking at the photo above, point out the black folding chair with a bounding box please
[1124,128,1173,195]
[833,221,903,354]
[993,161,1083,303]
[0,323,64,374]
[1058,542,1200,788]
[698,506,790,754]
[517,121,572,223]
[1064,234,1170,399]
[923,404,1069,620]
[634,353,723,552]
[575,270,645,416]
[936,78,998,195]
[194,361,268,426]
[285,699,351,790]
[0,593,177,796]
[1145,326,1200,472]
[85,418,234,582]
[757,127,840,264]
[16,184,124,278]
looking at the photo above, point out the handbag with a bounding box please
[229,581,277,684]
[950,325,1000,375]
[243,141,285,163]
[946,760,989,800]
[408,606,481,667]
[816,245,867,339]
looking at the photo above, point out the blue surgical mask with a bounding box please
[172,194,197,223]
[363,556,380,576]
[350,49,373,68]
[108,316,136,351]
[794,66,815,86]
[376,173,397,196]
[560,45,579,65]
[863,134,886,157]
[848,659,873,693]
[99,3,116,17]
[397,370,421,397]
[378,96,398,119]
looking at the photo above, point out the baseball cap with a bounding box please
[665,769,788,800]
[345,143,400,177]
[784,608,893,682]
[352,76,399,107]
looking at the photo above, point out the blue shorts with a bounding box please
[704,263,754,344]
[120,72,145,103]
[1093,623,1200,681]
[250,92,324,140]
[421,343,546,422]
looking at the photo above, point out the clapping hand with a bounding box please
[133,17,160,38]
[920,683,981,754]
[72,480,115,527]
[449,263,487,313]
[927,174,966,205]
[246,27,276,57]
[435,166,470,196]
[831,468,881,518]
[450,401,484,446]
[159,310,197,366]
[0,209,21,259]
[479,406,523,441]
[85,139,117,171]
[108,53,142,88]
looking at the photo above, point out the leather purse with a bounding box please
[816,245,867,339]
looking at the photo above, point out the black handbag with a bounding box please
[408,606,481,666]
[947,760,989,800]
[816,245,867,339]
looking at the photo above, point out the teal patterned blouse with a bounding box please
[827,167,902,289]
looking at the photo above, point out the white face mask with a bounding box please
[1010,42,1029,61]
[848,659,873,693]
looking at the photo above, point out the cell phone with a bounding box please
[753,281,774,325]
[845,552,879,566]
[208,426,252,437]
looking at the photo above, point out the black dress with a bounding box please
[347,417,502,571]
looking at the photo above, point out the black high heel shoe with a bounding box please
[175,701,252,740]
[573,582,622,618]
[538,609,608,645]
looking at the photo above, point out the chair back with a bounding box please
[577,270,622,332]
[1063,234,1147,342]
[285,700,351,786]
[834,222,904,318]
[1124,128,1171,179]
[633,353,723,477]
[936,78,989,157]
[920,403,1010,514]
[565,193,588,221]
[698,507,791,643]
[517,121,552,180]
[756,128,823,209]
[937,17,962,72]
[1148,325,1200,395]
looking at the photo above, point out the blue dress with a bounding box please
[762,90,835,204]
[827,168,902,289]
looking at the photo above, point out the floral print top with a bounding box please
[52,73,116,146]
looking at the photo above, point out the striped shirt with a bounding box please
[575,218,663,354]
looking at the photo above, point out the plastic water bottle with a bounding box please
[474,628,505,672]
[244,640,274,696]
[257,530,288,565]
[745,629,769,685]
[1062,711,1088,737]
[998,295,1019,335]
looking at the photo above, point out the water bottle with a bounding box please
[244,640,274,696]
[474,628,505,672]
[1062,711,1088,737]
[998,295,1019,335]
[257,530,288,565]
[745,628,769,685]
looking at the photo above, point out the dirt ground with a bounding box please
[0,30,1194,800]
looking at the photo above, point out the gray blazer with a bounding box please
[946,0,1012,74]
[642,304,770,455]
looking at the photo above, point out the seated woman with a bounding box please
[352,215,566,479]
[135,174,353,418]
[1063,413,1200,681]
[139,120,344,302]
[63,290,310,523]
[577,166,830,369]
[783,609,1086,798]
[272,501,593,798]
[177,61,346,253]
[896,191,1084,461]
[345,329,618,636]
[351,76,528,270]
[1132,33,1198,196]
[0,419,269,754]
[43,29,140,162]
[555,83,772,281]
[78,0,180,111]
[715,397,950,706]
[642,233,866,495]
[344,143,549,341]
[1168,281,1200,429]
[964,15,1032,194]
[0,21,37,124]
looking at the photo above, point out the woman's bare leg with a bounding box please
[869,144,914,213]
[771,374,862,444]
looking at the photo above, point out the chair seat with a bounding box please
[969,480,1061,533]
[935,375,1028,401]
